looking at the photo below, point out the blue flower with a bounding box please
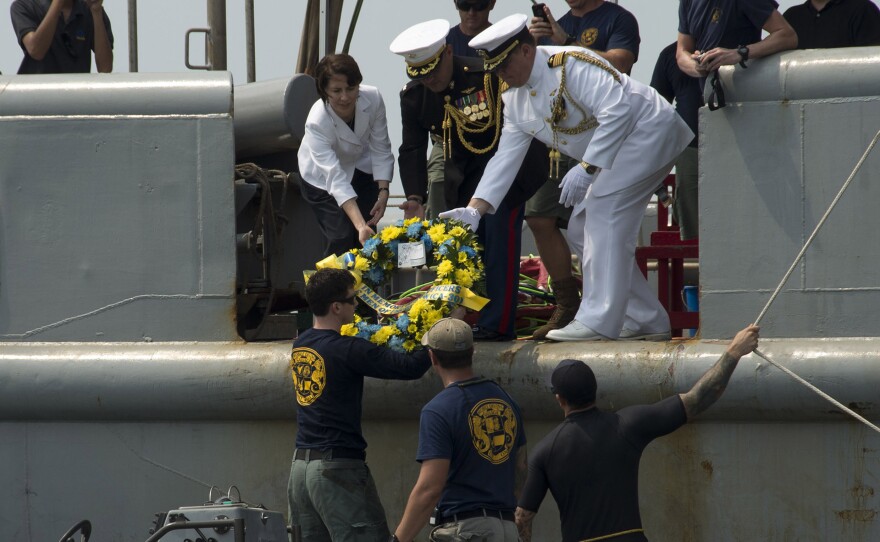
[367,267,385,284]
[462,246,476,258]
[362,238,380,257]
[420,234,433,254]
[406,222,423,238]
[438,239,454,256]
[396,314,410,332]
[393,219,405,227]
[389,240,400,259]
[388,335,405,352]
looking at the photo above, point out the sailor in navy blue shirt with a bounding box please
[446,0,496,58]
[288,268,430,542]
[528,0,639,74]
[677,0,797,82]
[392,318,526,542]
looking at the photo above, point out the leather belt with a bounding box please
[436,508,515,525]
[293,448,365,461]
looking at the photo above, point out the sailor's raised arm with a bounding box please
[680,325,760,420]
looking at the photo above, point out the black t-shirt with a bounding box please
[650,43,702,147]
[784,0,880,49]
[290,328,430,452]
[11,0,114,74]
[518,396,688,542]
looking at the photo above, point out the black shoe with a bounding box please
[472,326,513,342]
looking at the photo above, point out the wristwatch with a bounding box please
[580,161,599,175]
[736,45,749,68]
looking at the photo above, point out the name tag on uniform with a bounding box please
[398,242,426,268]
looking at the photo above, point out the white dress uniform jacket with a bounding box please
[473,47,692,208]
[297,84,395,207]
[473,47,694,339]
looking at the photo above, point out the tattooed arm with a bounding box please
[515,507,536,542]
[680,325,759,420]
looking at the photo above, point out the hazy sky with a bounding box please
[1,1,806,195]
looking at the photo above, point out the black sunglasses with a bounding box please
[335,295,357,305]
[455,0,491,12]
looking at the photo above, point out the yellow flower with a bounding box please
[448,226,467,238]
[428,223,447,244]
[372,326,397,345]
[409,299,431,320]
[381,226,404,243]
[403,339,418,352]
[404,217,420,227]
[354,255,370,272]
[340,323,358,336]
[454,269,473,288]
[437,260,454,277]
[408,323,417,334]
[457,251,468,263]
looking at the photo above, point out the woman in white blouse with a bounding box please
[297,54,395,256]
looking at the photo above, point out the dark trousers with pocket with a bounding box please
[300,169,379,257]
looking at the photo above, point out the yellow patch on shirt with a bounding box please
[469,398,517,464]
[290,347,326,406]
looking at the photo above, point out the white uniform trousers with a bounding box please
[565,158,677,339]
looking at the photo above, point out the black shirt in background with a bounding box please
[784,0,880,49]
[11,0,113,74]
[650,43,703,148]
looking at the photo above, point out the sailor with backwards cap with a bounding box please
[390,19,548,342]
[447,14,693,342]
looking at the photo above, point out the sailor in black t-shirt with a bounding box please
[11,0,113,74]
[784,0,880,49]
[515,324,760,542]
[288,268,431,542]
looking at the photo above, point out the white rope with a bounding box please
[749,130,880,433]
[753,348,880,435]
[754,129,880,326]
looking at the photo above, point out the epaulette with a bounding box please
[400,79,421,97]
[499,80,510,94]
[547,51,621,83]
[547,52,567,68]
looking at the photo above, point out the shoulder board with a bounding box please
[458,56,485,73]
[547,52,567,68]
[547,50,621,83]
[400,79,422,96]
[499,80,510,94]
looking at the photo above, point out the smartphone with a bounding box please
[530,0,548,22]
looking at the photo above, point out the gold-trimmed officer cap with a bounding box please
[468,13,531,71]
[390,19,451,80]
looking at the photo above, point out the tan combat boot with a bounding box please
[532,277,581,340]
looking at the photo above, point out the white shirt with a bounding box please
[297,84,394,206]
[474,47,693,211]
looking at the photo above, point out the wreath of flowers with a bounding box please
[339,217,486,352]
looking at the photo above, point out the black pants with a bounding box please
[299,169,379,257]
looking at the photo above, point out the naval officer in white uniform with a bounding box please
[443,14,693,341]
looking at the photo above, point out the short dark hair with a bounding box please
[550,359,597,408]
[429,347,474,369]
[305,268,355,316]
[315,54,363,102]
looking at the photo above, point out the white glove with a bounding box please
[558,165,595,208]
[438,206,482,232]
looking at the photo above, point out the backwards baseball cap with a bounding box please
[468,13,531,71]
[390,19,451,80]
[421,318,474,351]
[550,359,597,405]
